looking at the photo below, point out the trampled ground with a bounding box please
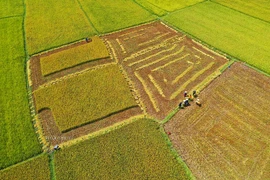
[104,21,228,120]
[165,63,270,179]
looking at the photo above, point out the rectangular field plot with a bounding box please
[78,0,156,33]
[55,119,193,180]
[165,63,270,179]
[34,64,138,133]
[0,154,50,180]
[103,21,228,119]
[213,0,270,22]
[25,0,96,55]
[163,1,270,74]
[40,36,109,76]
[0,17,41,169]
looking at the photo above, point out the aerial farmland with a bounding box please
[0,0,269,179]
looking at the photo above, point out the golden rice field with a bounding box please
[1,0,270,179]
[40,36,109,76]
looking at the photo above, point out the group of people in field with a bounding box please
[179,90,201,109]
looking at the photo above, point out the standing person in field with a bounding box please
[193,90,197,97]
[184,91,188,97]
[196,98,201,107]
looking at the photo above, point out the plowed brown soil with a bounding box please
[103,21,228,120]
[165,62,270,180]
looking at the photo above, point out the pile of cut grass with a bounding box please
[40,36,109,76]
[163,1,270,74]
[0,154,50,180]
[34,64,137,132]
[54,119,193,179]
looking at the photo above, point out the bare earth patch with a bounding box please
[103,21,228,120]
[165,62,270,180]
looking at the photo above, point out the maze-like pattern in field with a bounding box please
[104,21,228,119]
[165,63,270,179]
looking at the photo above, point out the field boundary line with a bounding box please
[61,105,139,133]
[113,20,158,37]
[148,74,165,98]
[170,62,215,100]
[135,0,168,16]
[0,153,46,172]
[0,14,22,20]
[242,63,270,78]
[30,38,89,57]
[42,56,109,77]
[131,0,159,18]
[160,107,179,124]
[159,126,196,179]
[34,62,116,91]
[135,71,160,112]
[23,0,46,152]
[152,53,189,71]
[75,0,99,34]
[136,46,185,70]
[59,116,145,149]
[49,153,56,180]
[99,19,158,35]
[164,0,208,16]
[210,0,270,25]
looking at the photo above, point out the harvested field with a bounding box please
[165,63,270,179]
[34,64,138,133]
[40,36,109,76]
[103,21,228,120]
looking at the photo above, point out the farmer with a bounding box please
[179,101,184,109]
[193,90,197,97]
[184,99,190,106]
[189,94,193,101]
[54,145,60,151]
[184,91,188,97]
[85,37,92,43]
[196,99,201,107]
